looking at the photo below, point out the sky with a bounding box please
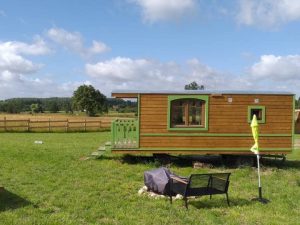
[1,0,300,100]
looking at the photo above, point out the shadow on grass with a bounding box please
[261,158,300,169]
[187,197,252,209]
[120,154,155,163]
[120,154,224,168]
[120,154,300,170]
[96,155,118,161]
[0,188,31,212]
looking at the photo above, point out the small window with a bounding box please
[168,95,209,130]
[250,108,262,120]
[248,106,266,123]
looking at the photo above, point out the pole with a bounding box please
[252,153,269,204]
[256,154,262,199]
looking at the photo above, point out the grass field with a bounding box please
[0,132,300,225]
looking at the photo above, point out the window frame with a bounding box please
[167,95,209,131]
[247,105,266,124]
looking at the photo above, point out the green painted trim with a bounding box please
[248,105,266,123]
[292,95,295,151]
[111,119,114,147]
[112,147,292,152]
[141,133,292,137]
[167,95,209,131]
[137,94,140,148]
[110,119,139,149]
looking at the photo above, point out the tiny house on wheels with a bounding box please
[110,90,295,156]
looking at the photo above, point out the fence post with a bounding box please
[84,119,87,132]
[48,118,51,132]
[27,119,30,132]
[4,116,6,132]
[66,119,69,132]
[99,120,102,130]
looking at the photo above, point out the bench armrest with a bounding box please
[170,175,188,184]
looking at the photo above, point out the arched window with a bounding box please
[168,95,209,130]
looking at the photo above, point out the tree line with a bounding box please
[0,97,72,114]
[0,85,137,116]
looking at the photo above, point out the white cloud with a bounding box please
[47,28,110,57]
[130,0,197,23]
[0,37,50,56]
[85,56,300,96]
[250,55,300,81]
[0,38,72,99]
[0,72,87,99]
[86,57,177,82]
[89,41,110,55]
[85,57,236,94]
[0,38,50,75]
[237,0,300,27]
[0,29,110,99]
[186,58,227,89]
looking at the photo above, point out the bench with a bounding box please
[169,173,231,209]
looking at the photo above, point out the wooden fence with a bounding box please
[0,117,112,132]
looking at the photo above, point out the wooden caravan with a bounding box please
[111,90,295,155]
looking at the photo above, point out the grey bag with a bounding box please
[144,167,174,195]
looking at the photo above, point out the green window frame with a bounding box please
[167,95,209,131]
[248,106,266,123]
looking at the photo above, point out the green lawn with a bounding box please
[0,132,300,225]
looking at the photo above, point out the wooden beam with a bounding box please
[111,93,138,98]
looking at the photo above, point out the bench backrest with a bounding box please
[187,173,231,194]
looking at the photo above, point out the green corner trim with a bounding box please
[141,133,292,137]
[111,147,292,152]
[292,95,295,151]
[137,94,140,148]
[247,105,266,124]
[167,95,209,131]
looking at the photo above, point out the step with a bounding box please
[105,141,111,146]
[91,151,105,157]
[98,146,106,151]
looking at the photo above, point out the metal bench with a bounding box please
[169,173,231,209]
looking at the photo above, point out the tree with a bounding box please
[296,97,300,109]
[31,103,43,114]
[184,81,204,90]
[72,85,107,116]
[63,101,73,114]
[49,101,59,113]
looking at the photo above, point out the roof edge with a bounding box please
[111,89,294,96]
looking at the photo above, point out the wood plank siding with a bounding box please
[138,94,293,153]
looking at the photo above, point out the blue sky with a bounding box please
[1,0,300,99]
